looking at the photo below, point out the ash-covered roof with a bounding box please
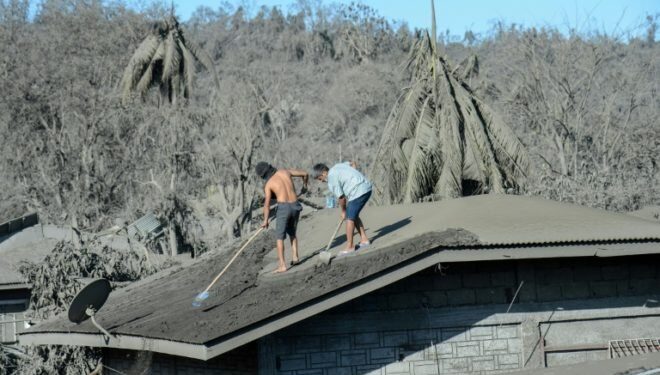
[19,195,660,360]
[0,225,58,287]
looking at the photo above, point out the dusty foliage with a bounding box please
[0,346,17,375]
[371,2,528,204]
[11,240,169,374]
[120,14,218,105]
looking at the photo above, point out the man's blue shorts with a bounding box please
[346,190,371,221]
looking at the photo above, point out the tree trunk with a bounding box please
[168,225,178,257]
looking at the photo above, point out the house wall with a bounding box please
[104,343,258,375]
[258,255,660,375]
[0,288,30,344]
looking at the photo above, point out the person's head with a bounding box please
[255,161,277,181]
[311,163,329,182]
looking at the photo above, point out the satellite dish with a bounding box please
[68,278,114,343]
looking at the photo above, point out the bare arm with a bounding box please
[338,196,347,219]
[262,184,272,228]
[288,168,309,192]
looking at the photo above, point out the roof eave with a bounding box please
[19,331,208,360]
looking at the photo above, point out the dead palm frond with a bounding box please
[371,0,528,204]
[120,15,219,105]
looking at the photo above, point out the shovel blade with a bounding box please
[192,291,209,307]
[318,251,332,265]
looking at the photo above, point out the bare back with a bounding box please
[265,170,298,203]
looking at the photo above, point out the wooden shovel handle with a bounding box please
[202,227,264,294]
[325,218,345,252]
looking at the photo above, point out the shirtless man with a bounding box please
[255,161,309,273]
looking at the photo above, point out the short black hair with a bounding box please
[255,161,277,181]
[311,163,329,179]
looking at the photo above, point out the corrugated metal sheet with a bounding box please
[610,338,660,358]
[19,195,660,356]
[127,213,163,240]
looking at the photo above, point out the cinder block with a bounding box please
[399,345,425,361]
[491,271,516,286]
[410,329,437,344]
[628,278,660,295]
[496,326,518,339]
[441,328,467,342]
[389,293,421,310]
[354,294,389,312]
[507,338,523,354]
[309,352,337,368]
[295,336,321,353]
[340,350,367,366]
[382,331,409,346]
[455,343,480,357]
[325,335,351,351]
[537,268,572,285]
[433,274,462,290]
[573,266,602,282]
[472,356,496,371]
[447,290,476,306]
[463,273,491,288]
[296,370,322,375]
[475,288,508,305]
[630,264,657,279]
[517,282,537,303]
[433,343,453,357]
[406,275,435,292]
[497,354,520,366]
[357,365,383,375]
[616,280,636,296]
[536,285,561,302]
[370,347,396,363]
[425,291,448,307]
[468,326,493,339]
[354,332,380,348]
[412,362,441,375]
[561,282,590,299]
[326,368,352,375]
[274,337,295,355]
[590,280,617,298]
[385,361,410,374]
[483,339,508,354]
[441,358,469,372]
[602,265,629,280]
[278,355,306,371]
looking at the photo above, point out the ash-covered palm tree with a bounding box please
[370,0,528,204]
[120,15,218,105]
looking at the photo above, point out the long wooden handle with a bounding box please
[202,227,264,293]
[325,219,345,252]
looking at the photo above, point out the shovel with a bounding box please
[192,226,265,307]
[318,218,344,265]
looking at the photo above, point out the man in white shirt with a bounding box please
[312,161,372,254]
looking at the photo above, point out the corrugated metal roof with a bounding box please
[19,195,660,359]
[126,213,163,239]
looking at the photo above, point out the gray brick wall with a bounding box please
[261,256,660,375]
[266,325,522,374]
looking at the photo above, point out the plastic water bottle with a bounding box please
[325,192,336,208]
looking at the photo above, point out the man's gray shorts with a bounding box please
[275,201,302,240]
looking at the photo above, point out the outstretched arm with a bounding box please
[288,168,309,193]
[262,185,272,228]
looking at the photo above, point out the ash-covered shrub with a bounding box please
[12,239,175,375]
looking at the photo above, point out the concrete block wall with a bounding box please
[264,325,522,375]
[104,344,258,375]
[261,255,660,375]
